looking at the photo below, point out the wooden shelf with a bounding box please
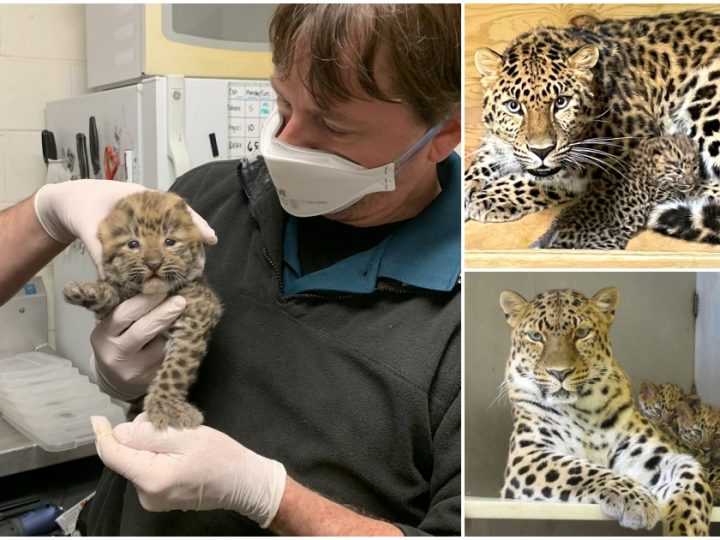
[465,496,720,522]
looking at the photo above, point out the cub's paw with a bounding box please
[63,281,91,305]
[599,479,660,531]
[144,396,204,430]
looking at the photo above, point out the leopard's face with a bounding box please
[476,30,600,178]
[500,287,619,406]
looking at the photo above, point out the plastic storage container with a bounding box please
[0,351,126,452]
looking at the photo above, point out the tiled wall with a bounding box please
[0,4,88,348]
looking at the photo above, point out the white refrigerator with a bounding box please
[45,76,275,375]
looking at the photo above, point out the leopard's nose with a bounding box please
[547,368,574,382]
[528,144,556,161]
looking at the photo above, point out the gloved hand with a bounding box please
[92,294,187,401]
[33,180,217,269]
[91,414,287,529]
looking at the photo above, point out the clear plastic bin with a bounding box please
[0,351,72,379]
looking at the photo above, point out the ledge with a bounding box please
[464,496,720,522]
[464,249,720,269]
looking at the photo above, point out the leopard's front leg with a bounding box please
[465,173,577,223]
[612,436,712,536]
[503,446,660,530]
[63,280,120,318]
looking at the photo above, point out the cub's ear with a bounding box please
[676,401,695,426]
[682,393,703,411]
[639,381,659,402]
[474,48,503,87]
[499,290,528,327]
[591,286,620,321]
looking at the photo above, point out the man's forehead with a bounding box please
[272,36,402,111]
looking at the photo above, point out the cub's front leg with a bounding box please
[503,447,660,531]
[63,281,120,318]
[143,285,222,429]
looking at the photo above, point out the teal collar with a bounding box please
[282,152,460,295]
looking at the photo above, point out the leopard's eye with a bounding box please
[527,331,544,342]
[575,327,591,339]
[127,240,140,249]
[554,96,571,111]
[504,99,523,115]
[164,238,177,247]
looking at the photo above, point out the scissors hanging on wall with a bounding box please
[104,145,119,180]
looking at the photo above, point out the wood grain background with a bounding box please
[464,4,720,266]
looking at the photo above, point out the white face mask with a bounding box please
[259,108,445,217]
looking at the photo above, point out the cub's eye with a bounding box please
[504,99,523,115]
[554,96,571,111]
[164,238,177,247]
[127,240,140,249]
[526,331,544,342]
[575,327,591,339]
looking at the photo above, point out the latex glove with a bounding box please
[33,180,217,269]
[92,294,187,401]
[91,414,287,529]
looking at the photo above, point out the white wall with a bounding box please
[0,4,87,349]
[695,272,720,407]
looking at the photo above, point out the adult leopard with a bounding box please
[498,287,712,535]
[465,10,720,245]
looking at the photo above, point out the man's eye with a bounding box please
[504,100,522,115]
[323,122,351,136]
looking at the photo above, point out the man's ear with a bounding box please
[427,107,461,163]
[474,48,503,87]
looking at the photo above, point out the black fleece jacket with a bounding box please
[83,157,460,536]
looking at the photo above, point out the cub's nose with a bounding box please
[528,144,556,161]
[145,260,163,272]
[547,368,574,382]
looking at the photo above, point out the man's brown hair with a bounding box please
[269,4,460,127]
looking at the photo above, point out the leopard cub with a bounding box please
[532,134,700,249]
[63,190,222,429]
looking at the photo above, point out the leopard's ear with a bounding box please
[474,48,503,87]
[591,286,620,321]
[499,290,528,327]
[568,44,600,71]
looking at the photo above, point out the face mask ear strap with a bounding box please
[393,115,452,174]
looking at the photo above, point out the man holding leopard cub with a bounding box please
[79,4,461,536]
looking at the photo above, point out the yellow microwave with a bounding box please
[86,4,275,89]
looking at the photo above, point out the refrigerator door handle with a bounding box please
[167,75,193,178]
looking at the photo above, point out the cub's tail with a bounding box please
[647,198,720,244]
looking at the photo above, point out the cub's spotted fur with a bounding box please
[63,191,222,429]
[466,10,720,247]
[532,135,700,249]
[499,287,711,535]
